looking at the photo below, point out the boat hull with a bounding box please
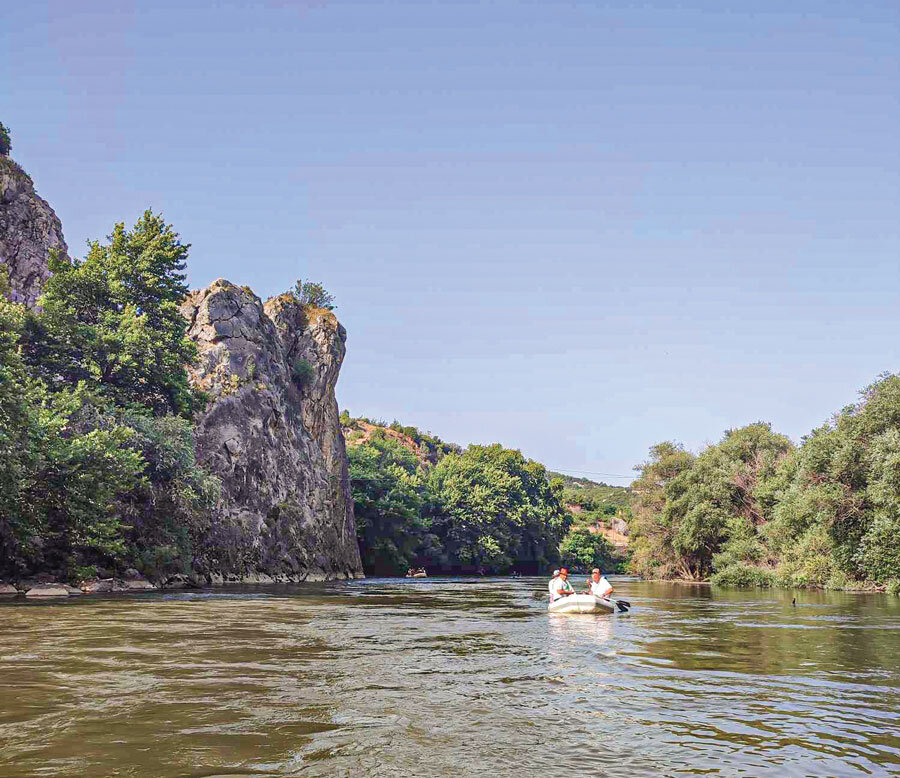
[548,594,616,614]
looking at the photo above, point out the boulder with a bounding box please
[25,584,69,597]
[80,578,115,593]
[121,579,155,591]
[162,574,192,589]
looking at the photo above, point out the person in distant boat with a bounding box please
[549,567,575,601]
[585,568,613,598]
[548,569,560,595]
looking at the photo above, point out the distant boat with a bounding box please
[406,568,427,578]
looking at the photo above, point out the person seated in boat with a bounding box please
[549,567,575,601]
[547,569,560,595]
[585,567,614,598]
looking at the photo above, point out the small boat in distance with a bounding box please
[406,568,427,578]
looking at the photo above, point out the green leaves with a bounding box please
[23,211,198,417]
[348,434,569,575]
[0,211,219,582]
[349,432,428,575]
[426,444,569,573]
[289,279,336,310]
[560,527,616,572]
[631,377,900,587]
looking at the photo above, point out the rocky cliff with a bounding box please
[0,157,68,306]
[0,154,362,583]
[181,280,363,580]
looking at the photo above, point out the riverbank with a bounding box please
[0,569,363,598]
[645,576,900,595]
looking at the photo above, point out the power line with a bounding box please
[549,467,634,480]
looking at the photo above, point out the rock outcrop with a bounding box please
[0,154,363,583]
[0,157,67,306]
[181,280,362,580]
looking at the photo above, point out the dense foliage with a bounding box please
[0,122,10,156]
[559,527,618,572]
[629,382,900,590]
[552,472,632,571]
[0,213,219,582]
[347,421,570,575]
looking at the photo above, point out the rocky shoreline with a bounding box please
[0,569,361,598]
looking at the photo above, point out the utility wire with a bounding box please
[548,467,634,481]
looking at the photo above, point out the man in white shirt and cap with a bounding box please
[547,569,560,596]
[585,567,614,598]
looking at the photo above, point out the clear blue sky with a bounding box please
[4,1,898,484]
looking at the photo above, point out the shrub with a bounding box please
[0,122,10,156]
[290,279,335,310]
[291,358,315,388]
[710,564,776,588]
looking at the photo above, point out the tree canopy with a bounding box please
[1,211,218,583]
[22,211,198,417]
[629,385,900,590]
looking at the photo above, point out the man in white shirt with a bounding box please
[547,569,559,596]
[549,567,575,601]
[586,567,614,598]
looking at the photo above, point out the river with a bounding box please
[1,578,898,777]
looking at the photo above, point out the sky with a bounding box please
[3,0,898,484]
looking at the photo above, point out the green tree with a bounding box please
[628,425,793,582]
[349,432,435,575]
[560,527,617,572]
[628,442,696,578]
[290,279,335,310]
[427,444,569,573]
[22,211,198,417]
[0,303,144,579]
[0,122,10,156]
[764,374,900,584]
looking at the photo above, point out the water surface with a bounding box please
[1,578,898,777]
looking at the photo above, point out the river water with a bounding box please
[1,578,899,777]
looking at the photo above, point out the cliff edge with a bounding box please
[0,156,68,306]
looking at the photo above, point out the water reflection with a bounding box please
[0,579,898,777]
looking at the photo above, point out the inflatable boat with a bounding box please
[548,594,617,614]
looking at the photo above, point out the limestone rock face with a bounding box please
[0,157,67,307]
[181,280,362,580]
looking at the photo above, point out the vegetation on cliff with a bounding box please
[629,377,900,591]
[0,212,219,582]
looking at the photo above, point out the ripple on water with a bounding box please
[0,579,898,777]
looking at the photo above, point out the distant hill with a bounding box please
[549,472,633,555]
[549,472,633,511]
[340,413,460,466]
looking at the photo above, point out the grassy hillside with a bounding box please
[550,472,634,514]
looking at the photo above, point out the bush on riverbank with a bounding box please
[629,375,900,590]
